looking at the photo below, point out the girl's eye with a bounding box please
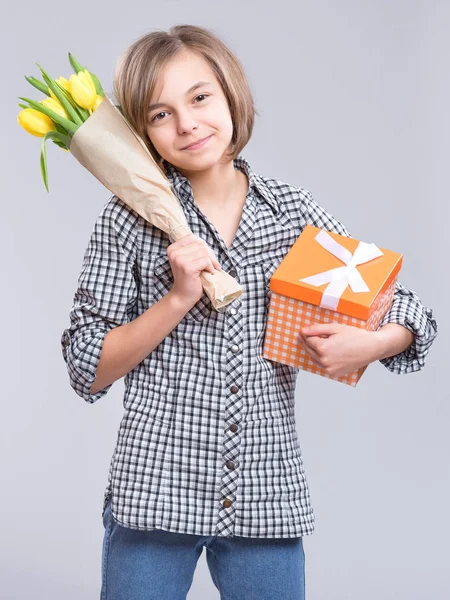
[152,111,168,122]
[150,95,209,123]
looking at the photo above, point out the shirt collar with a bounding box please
[161,155,280,216]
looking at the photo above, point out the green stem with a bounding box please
[40,131,70,192]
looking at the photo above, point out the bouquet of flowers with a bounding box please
[17,53,242,310]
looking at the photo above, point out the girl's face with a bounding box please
[146,49,234,172]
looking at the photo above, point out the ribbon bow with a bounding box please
[299,230,383,310]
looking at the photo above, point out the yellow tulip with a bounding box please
[17,108,55,137]
[40,96,68,119]
[69,69,97,110]
[92,94,104,111]
[49,76,70,101]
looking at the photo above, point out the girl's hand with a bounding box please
[299,323,383,378]
[167,234,222,306]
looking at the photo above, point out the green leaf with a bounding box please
[18,103,30,109]
[54,122,70,136]
[53,80,77,107]
[40,131,70,193]
[52,139,69,150]
[89,72,105,96]
[24,75,50,96]
[68,52,85,74]
[54,80,90,122]
[36,63,83,126]
[18,96,78,135]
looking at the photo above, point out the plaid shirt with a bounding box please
[61,156,437,538]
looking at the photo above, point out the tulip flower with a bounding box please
[69,69,97,110]
[18,53,240,311]
[68,52,105,99]
[18,54,106,191]
[17,108,55,137]
[49,76,70,101]
[41,96,68,119]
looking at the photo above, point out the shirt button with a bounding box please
[230,385,239,394]
[223,498,232,508]
[226,460,236,470]
[229,424,238,433]
[231,344,239,353]
[229,307,237,315]
[228,267,237,278]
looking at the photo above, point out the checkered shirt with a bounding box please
[61,156,438,538]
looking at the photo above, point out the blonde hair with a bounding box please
[113,25,257,171]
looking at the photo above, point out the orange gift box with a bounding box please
[262,225,403,386]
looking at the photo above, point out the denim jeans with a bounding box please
[101,495,305,599]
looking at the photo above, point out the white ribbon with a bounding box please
[299,230,383,310]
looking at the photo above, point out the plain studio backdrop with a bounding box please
[2,1,448,599]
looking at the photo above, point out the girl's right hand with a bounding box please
[167,234,222,307]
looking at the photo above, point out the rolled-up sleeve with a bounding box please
[376,280,437,373]
[61,195,139,403]
[303,189,438,374]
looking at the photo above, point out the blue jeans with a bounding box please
[101,495,305,599]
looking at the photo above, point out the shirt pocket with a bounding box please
[152,252,212,322]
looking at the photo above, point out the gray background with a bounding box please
[3,1,448,598]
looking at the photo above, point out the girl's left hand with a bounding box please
[299,323,382,378]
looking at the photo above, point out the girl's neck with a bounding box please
[178,159,248,210]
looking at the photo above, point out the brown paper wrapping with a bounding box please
[69,95,242,310]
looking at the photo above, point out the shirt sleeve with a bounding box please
[303,189,438,374]
[61,195,140,403]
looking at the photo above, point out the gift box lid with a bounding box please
[269,225,403,320]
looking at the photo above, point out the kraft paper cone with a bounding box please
[69,95,242,310]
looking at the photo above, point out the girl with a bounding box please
[61,25,438,600]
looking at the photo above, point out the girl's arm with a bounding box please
[90,290,192,395]
[300,189,438,373]
[61,195,140,403]
[376,279,437,373]
[61,196,192,403]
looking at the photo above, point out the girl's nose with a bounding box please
[176,110,198,135]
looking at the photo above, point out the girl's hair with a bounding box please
[113,25,257,171]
